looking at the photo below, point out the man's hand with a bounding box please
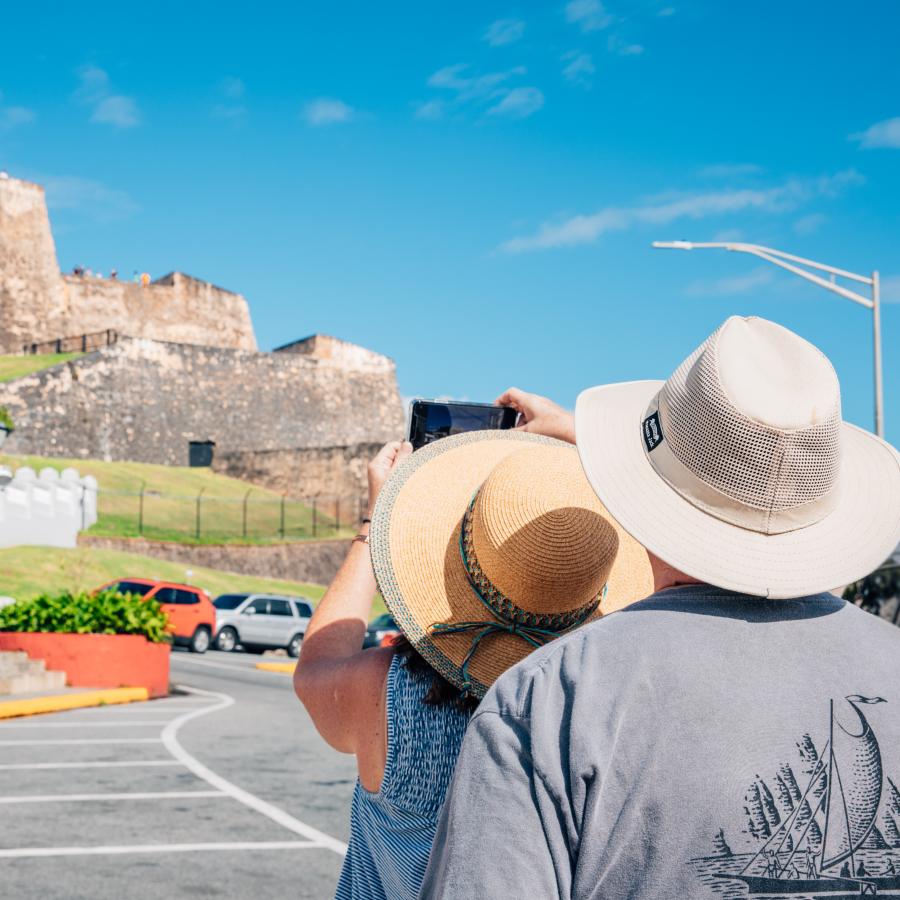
[367,440,413,517]
[495,388,575,445]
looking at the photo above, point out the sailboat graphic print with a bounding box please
[690,695,900,898]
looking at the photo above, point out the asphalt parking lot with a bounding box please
[0,650,357,899]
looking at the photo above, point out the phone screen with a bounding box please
[408,401,518,450]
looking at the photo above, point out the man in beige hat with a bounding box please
[421,316,900,899]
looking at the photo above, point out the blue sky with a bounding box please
[1,1,898,442]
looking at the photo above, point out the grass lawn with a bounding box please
[0,353,84,383]
[0,546,388,618]
[0,452,357,544]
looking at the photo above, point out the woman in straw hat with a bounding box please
[294,430,652,900]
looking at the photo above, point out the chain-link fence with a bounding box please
[86,486,366,544]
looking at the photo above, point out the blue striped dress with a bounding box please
[334,653,472,900]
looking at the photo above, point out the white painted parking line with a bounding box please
[0,840,324,859]
[0,760,183,771]
[0,790,226,804]
[164,684,348,856]
[0,737,161,746]
[0,721,169,728]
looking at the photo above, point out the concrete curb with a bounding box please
[255,662,295,674]
[0,686,150,719]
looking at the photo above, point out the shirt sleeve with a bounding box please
[418,708,566,899]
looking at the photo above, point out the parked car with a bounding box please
[212,593,313,657]
[96,578,216,653]
[363,613,400,649]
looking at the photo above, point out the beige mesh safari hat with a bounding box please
[370,431,653,698]
[576,316,900,599]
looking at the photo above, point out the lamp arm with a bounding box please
[734,246,874,309]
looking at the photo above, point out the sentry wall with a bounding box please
[0,466,98,549]
[0,337,406,469]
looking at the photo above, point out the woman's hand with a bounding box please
[367,440,413,517]
[495,388,576,444]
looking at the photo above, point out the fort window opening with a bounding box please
[189,441,216,468]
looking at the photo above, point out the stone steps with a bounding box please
[0,651,67,695]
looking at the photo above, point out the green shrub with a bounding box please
[0,590,170,643]
[0,407,13,431]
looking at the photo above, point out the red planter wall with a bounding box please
[0,633,170,697]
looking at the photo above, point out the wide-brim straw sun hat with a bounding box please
[576,315,900,600]
[370,431,653,698]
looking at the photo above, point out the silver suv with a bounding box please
[213,593,314,657]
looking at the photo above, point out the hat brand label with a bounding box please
[642,410,663,453]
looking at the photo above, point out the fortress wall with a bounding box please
[0,338,405,469]
[212,442,384,500]
[0,175,257,352]
[0,177,69,352]
[61,272,257,351]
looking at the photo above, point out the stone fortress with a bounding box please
[0,174,405,500]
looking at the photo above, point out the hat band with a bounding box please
[428,494,604,696]
[643,389,841,535]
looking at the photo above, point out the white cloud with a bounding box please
[487,87,544,119]
[499,170,864,253]
[850,117,900,149]
[74,65,140,129]
[420,64,541,121]
[427,64,525,101]
[212,76,247,119]
[879,275,900,304]
[712,228,744,242]
[483,18,525,47]
[414,99,445,120]
[562,51,595,88]
[699,163,763,179]
[41,175,139,222]
[91,96,140,128]
[303,98,355,126]
[0,104,35,131]
[684,267,774,298]
[74,65,109,103]
[608,37,644,56]
[221,77,245,100]
[793,212,827,236]
[565,0,613,32]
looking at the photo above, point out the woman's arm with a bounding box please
[495,387,575,444]
[293,441,412,756]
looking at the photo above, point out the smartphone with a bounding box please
[407,400,519,450]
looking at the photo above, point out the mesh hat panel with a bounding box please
[663,326,842,512]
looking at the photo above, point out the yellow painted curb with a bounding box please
[0,686,150,720]
[255,661,296,674]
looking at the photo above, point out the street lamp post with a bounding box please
[652,241,885,439]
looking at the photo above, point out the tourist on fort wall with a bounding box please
[294,433,653,900]
[420,317,900,900]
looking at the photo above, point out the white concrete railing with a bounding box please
[0,467,98,549]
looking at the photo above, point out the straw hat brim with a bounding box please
[576,380,900,600]
[370,430,654,698]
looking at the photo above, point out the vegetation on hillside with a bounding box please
[0,546,388,619]
[0,353,84,383]
[0,590,169,642]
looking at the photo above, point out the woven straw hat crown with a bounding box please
[649,316,843,535]
[468,446,618,615]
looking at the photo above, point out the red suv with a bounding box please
[96,578,216,653]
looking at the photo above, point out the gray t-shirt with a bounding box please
[420,586,900,899]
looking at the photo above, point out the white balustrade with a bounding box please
[0,466,99,549]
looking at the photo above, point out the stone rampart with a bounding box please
[0,337,405,467]
[212,443,381,499]
[0,174,256,352]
